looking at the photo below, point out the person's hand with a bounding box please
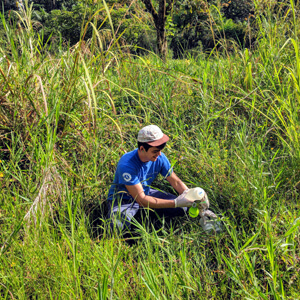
[200,209,217,219]
[199,192,209,211]
[174,189,194,208]
[192,190,209,211]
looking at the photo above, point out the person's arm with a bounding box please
[125,183,176,209]
[166,172,188,194]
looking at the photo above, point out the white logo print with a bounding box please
[122,173,132,182]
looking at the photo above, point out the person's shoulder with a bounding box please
[118,149,139,168]
[119,149,138,162]
[158,152,168,161]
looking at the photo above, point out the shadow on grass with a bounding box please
[83,198,109,240]
[83,198,193,246]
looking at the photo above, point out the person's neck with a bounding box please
[137,149,149,163]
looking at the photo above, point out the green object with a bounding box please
[189,206,199,218]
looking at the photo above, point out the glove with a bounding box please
[200,209,217,219]
[199,192,209,211]
[192,191,209,212]
[174,189,194,208]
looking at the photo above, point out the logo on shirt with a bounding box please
[122,173,132,182]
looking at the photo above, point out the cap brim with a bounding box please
[146,134,169,147]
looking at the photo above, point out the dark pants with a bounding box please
[107,189,187,233]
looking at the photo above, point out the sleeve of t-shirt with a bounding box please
[160,153,173,178]
[118,163,140,186]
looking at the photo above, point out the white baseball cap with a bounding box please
[137,125,169,146]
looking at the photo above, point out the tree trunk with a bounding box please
[142,0,170,61]
[156,0,167,60]
[156,24,167,60]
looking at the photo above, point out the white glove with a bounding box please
[200,209,217,219]
[199,192,209,211]
[174,189,194,208]
[192,191,209,211]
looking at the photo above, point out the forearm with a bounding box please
[167,173,188,194]
[173,180,188,194]
[137,195,176,209]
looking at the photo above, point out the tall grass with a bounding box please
[0,0,300,299]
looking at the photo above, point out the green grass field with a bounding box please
[0,1,300,299]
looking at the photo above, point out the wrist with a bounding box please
[174,198,178,208]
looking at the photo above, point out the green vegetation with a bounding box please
[1,0,257,58]
[0,0,300,299]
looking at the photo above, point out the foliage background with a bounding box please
[2,0,259,56]
[0,0,300,299]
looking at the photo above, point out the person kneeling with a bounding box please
[106,125,194,236]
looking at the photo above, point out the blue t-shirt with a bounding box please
[107,149,173,201]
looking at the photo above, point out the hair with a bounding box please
[138,142,166,152]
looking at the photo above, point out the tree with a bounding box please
[141,0,173,60]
